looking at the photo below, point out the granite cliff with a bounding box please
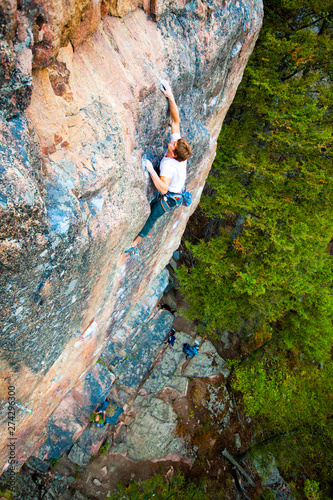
[0,0,263,471]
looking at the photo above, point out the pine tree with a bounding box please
[178,0,333,492]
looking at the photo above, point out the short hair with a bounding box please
[174,138,192,162]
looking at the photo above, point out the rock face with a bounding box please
[0,0,263,470]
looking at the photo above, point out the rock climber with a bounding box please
[160,303,176,315]
[183,340,200,359]
[91,400,123,427]
[125,79,192,254]
[167,327,176,346]
[91,408,106,428]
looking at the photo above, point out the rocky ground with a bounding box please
[0,264,291,500]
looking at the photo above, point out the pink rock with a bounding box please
[150,0,186,21]
[71,0,103,50]
[106,0,140,17]
[33,23,54,68]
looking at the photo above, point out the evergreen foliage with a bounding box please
[106,471,207,499]
[178,0,333,492]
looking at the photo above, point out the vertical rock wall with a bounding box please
[0,0,263,469]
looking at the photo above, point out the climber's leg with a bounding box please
[124,198,171,254]
[138,199,166,238]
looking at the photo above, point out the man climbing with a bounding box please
[125,79,192,254]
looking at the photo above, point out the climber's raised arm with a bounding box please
[160,79,180,134]
[168,98,180,134]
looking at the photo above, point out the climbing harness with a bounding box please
[161,186,192,212]
[161,192,182,212]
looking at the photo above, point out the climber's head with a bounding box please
[94,415,100,423]
[167,138,192,162]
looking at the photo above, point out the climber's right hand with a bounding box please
[142,158,154,174]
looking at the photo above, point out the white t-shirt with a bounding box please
[159,133,187,193]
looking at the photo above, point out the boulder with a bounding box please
[68,443,90,467]
[182,341,230,379]
[253,455,292,500]
[141,331,193,396]
[112,397,193,462]
[76,423,109,456]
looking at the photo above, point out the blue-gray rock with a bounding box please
[76,423,109,457]
[68,443,90,468]
[111,310,174,389]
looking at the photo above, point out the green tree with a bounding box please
[178,0,333,492]
[107,471,207,499]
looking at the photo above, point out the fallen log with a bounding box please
[222,448,257,488]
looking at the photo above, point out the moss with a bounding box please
[100,442,110,455]
[0,489,14,499]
